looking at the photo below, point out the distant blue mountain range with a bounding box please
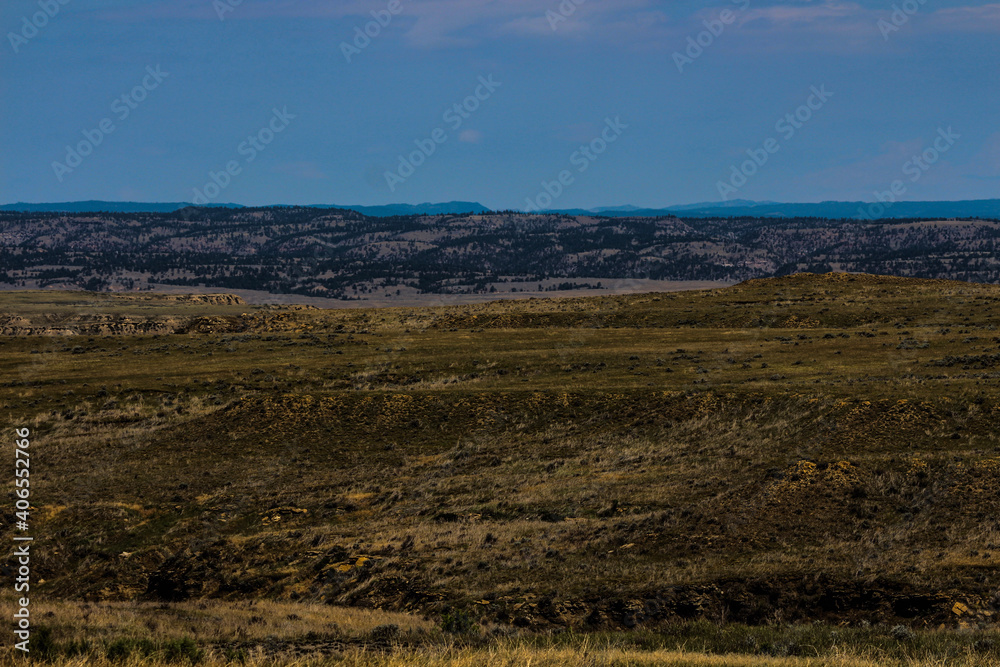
[307,202,492,216]
[0,201,242,214]
[0,201,490,216]
[3,199,1000,219]
[552,199,1000,219]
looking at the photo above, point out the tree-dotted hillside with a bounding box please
[2,208,999,296]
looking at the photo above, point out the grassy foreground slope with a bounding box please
[1,274,999,661]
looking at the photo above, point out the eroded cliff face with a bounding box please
[108,294,246,306]
[0,315,172,336]
[0,293,248,336]
[0,314,230,336]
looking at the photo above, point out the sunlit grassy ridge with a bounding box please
[1,595,998,664]
[2,610,998,666]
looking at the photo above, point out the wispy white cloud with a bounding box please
[934,3,1000,31]
[96,0,659,46]
[95,0,1000,51]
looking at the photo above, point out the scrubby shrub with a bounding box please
[369,624,400,642]
[106,638,156,662]
[973,639,995,653]
[162,637,203,664]
[105,638,133,662]
[31,625,58,662]
[62,638,91,657]
[441,608,477,635]
[222,647,248,664]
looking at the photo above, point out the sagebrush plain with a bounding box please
[2,273,999,665]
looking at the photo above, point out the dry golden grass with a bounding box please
[1,643,997,667]
[2,598,434,644]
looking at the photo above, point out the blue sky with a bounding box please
[1,0,997,209]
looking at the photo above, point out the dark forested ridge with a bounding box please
[2,207,999,297]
